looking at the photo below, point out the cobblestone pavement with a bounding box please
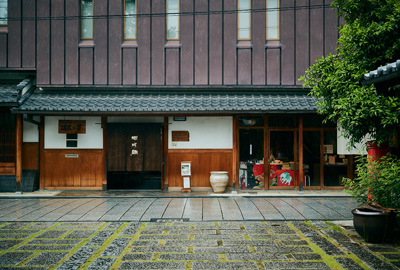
[0,197,357,222]
[0,220,399,269]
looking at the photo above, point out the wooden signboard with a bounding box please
[172,131,190,141]
[59,120,86,134]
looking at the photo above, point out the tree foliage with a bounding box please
[301,0,400,147]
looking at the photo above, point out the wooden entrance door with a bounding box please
[107,123,162,189]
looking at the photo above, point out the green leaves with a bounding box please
[301,0,400,148]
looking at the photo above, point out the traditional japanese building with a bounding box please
[0,0,356,192]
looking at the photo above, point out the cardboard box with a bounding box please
[329,155,336,164]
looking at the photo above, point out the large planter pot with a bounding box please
[352,207,397,243]
[210,171,229,193]
[366,141,389,161]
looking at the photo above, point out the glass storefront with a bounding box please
[238,115,352,190]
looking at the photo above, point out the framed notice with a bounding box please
[181,161,191,176]
[323,145,334,154]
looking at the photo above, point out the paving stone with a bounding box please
[341,242,396,270]
[104,222,124,230]
[255,246,314,253]
[280,240,309,246]
[35,230,68,239]
[367,246,400,253]
[0,230,41,234]
[87,258,116,270]
[85,230,114,246]
[131,246,188,253]
[1,222,32,230]
[226,253,288,261]
[334,257,364,270]
[65,230,96,239]
[263,261,330,269]
[120,262,186,269]
[25,222,56,229]
[192,262,258,269]
[158,254,220,261]
[139,235,189,240]
[56,246,98,270]
[309,236,344,255]
[26,252,68,266]
[291,222,320,237]
[380,253,400,260]
[169,222,216,226]
[222,240,277,246]
[0,240,23,250]
[248,234,301,240]
[243,223,290,230]
[0,252,34,265]
[310,221,330,230]
[56,225,102,230]
[17,245,76,251]
[194,246,251,253]
[28,239,81,245]
[122,254,154,260]
[194,234,245,240]
[164,240,218,247]
[195,226,241,230]
[322,229,351,243]
[120,222,140,236]
[166,230,218,235]
[291,253,323,260]
[271,229,297,234]
[101,237,130,256]
[131,240,159,246]
[0,267,48,270]
[58,222,104,226]
[0,234,31,239]
[219,229,268,234]
[392,262,400,268]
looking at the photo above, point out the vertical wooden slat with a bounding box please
[94,0,108,84]
[209,0,223,85]
[22,0,36,67]
[15,114,23,192]
[299,116,304,189]
[280,0,295,85]
[102,117,107,190]
[65,0,79,84]
[162,117,169,190]
[137,0,151,85]
[232,116,238,190]
[295,0,309,85]
[152,0,165,85]
[223,0,236,84]
[51,0,65,84]
[180,0,194,85]
[194,0,208,85]
[252,0,266,85]
[40,116,45,189]
[108,0,122,84]
[8,0,21,68]
[37,0,50,84]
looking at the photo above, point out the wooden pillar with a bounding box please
[163,117,169,190]
[39,116,45,189]
[15,114,23,193]
[264,115,269,190]
[299,116,304,190]
[232,116,239,191]
[101,117,107,190]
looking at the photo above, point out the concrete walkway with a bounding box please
[0,197,356,222]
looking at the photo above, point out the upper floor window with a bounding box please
[81,0,93,39]
[238,0,251,40]
[266,0,279,40]
[124,0,136,39]
[167,0,179,40]
[0,0,7,26]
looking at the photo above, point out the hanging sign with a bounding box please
[59,120,86,134]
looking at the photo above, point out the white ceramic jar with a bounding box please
[210,171,229,193]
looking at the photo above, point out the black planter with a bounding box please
[352,207,397,243]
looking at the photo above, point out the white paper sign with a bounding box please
[183,177,190,188]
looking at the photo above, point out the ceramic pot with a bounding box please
[352,207,397,243]
[210,171,229,193]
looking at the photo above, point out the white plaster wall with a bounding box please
[45,116,103,149]
[108,117,164,123]
[23,116,40,142]
[168,116,233,149]
[337,126,370,155]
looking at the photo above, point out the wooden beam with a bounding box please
[299,116,304,190]
[101,117,107,190]
[15,114,23,193]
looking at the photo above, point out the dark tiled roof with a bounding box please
[363,60,400,85]
[15,90,317,114]
[0,83,19,105]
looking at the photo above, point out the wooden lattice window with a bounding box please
[0,110,16,163]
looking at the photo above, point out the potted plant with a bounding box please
[343,154,400,243]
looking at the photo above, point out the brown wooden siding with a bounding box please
[0,163,15,175]
[0,0,339,87]
[167,149,233,188]
[22,142,39,170]
[42,149,104,189]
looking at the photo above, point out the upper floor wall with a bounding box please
[0,0,341,88]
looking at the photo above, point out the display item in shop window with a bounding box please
[280,172,293,186]
[269,154,275,163]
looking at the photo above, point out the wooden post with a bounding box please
[299,116,304,191]
[15,114,23,193]
[232,116,239,191]
[163,117,169,190]
[39,116,45,189]
[101,117,107,190]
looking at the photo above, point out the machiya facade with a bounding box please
[0,0,360,192]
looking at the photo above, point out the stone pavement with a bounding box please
[0,220,399,269]
[0,197,357,222]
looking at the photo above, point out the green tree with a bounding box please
[301,0,400,148]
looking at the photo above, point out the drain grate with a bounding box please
[149,218,190,223]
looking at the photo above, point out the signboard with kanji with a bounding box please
[58,120,86,134]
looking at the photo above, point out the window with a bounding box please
[237,0,251,40]
[266,0,279,40]
[167,0,179,40]
[81,0,93,39]
[0,0,7,26]
[124,0,136,39]
[66,134,78,148]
